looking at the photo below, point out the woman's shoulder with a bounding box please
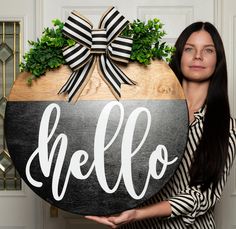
[230,117,236,130]
[229,117,236,141]
[228,118,236,166]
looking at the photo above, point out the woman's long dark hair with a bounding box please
[169,22,230,192]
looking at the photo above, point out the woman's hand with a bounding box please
[85,201,172,228]
[85,215,116,228]
[85,209,138,228]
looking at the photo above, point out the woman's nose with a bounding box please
[193,49,203,60]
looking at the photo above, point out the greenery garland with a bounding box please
[121,18,175,64]
[20,18,175,84]
[19,19,75,84]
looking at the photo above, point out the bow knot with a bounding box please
[91,30,107,53]
[59,7,135,102]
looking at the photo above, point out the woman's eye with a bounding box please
[184,47,193,52]
[204,48,215,54]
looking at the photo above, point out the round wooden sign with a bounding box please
[5,60,188,215]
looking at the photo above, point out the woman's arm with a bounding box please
[86,118,236,228]
[168,118,236,225]
[85,201,172,228]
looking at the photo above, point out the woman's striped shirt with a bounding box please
[122,107,236,229]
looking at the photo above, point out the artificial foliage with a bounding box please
[20,18,175,83]
[19,19,75,84]
[121,18,175,65]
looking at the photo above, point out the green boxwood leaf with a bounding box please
[20,17,175,83]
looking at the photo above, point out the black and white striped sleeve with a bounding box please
[168,118,236,226]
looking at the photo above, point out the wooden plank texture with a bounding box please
[8,60,185,101]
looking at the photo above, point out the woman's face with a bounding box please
[180,30,217,82]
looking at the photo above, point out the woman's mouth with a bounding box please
[189,65,205,70]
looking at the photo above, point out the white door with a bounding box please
[38,1,215,229]
[214,1,236,229]
[1,0,236,229]
[0,1,43,229]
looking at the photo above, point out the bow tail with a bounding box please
[58,57,96,102]
[109,60,136,85]
[98,55,136,99]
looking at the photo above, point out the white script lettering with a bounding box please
[25,102,178,200]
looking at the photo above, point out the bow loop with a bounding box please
[98,7,129,44]
[60,7,135,102]
[63,11,93,48]
[63,44,92,71]
[108,36,133,63]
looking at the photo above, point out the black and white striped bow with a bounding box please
[59,7,135,102]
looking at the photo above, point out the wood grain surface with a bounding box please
[8,60,185,101]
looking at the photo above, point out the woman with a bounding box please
[86,22,236,228]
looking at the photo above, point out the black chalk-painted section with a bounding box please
[5,100,188,215]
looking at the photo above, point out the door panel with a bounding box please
[0,1,42,229]
[38,0,215,228]
[214,1,236,229]
[2,0,236,228]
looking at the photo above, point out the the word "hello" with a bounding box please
[25,102,178,201]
